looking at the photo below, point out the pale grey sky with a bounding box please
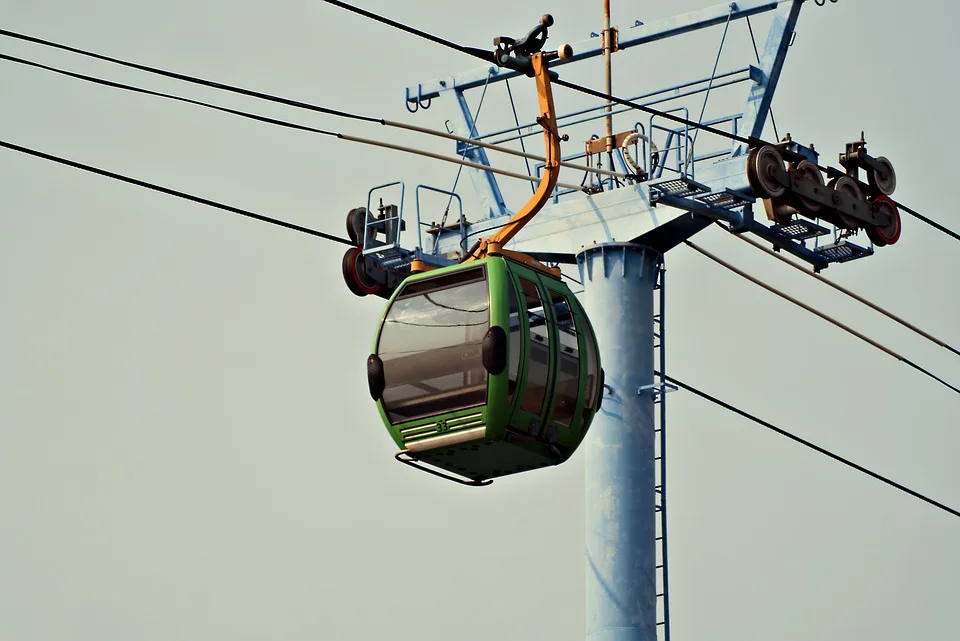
[1,1,958,640]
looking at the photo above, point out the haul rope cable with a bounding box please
[0,43,629,182]
[0,52,604,192]
[6,25,956,395]
[0,139,353,245]
[724,225,960,358]
[3,24,955,242]
[661,372,960,521]
[3,136,957,520]
[312,0,960,245]
[683,240,960,396]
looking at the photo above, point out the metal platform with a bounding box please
[649,177,711,201]
[814,240,874,263]
[772,218,832,241]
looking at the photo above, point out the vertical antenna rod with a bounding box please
[603,0,614,153]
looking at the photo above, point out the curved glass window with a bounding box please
[519,277,550,416]
[377,267,489,424]
[551,294,580,427]
[506,276,522,406]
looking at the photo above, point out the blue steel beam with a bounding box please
[732,0,803,155]
[447,86,511,219]
[405,0,783,102]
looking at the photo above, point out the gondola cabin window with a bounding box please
[377,267,490,424]
[518,277,550,416]
[506,276,523,406]
[551,294,580,427]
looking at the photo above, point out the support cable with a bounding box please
[5,134,957,525]
[727,227,960,358]
[0,51,627,182]
[659,371,960,521]
[683,240,960,397]
[5,15,958,243]
[0,54,587,192]
[314,1,960,245]
[0,138,353,245]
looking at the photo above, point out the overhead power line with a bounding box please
[660,371,960,521]
[727,226,960,358]
[0,138,353,245]
[683,240,960,397]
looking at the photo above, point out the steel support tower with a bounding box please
[579,244,662,641]
[344,2,898,639]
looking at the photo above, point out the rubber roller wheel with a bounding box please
[865,195,901,247]
[345,207,368,247]
[826,175,863,228]
[867,156,897,196]
[792,160,825,214]
[747,145,787,199]
[341,247,381,297]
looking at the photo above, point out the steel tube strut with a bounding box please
[578,243,660,641]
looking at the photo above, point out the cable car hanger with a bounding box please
[414,14,574,278]
[367,16,603,487]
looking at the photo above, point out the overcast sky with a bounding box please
[2,1,958,640]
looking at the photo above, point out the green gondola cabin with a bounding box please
[366,254,602,483]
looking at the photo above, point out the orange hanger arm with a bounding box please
[464,51,561,261]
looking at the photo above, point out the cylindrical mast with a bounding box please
[578,243,659,641]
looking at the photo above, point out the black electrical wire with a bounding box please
[660,371,960,521]
[6,21,959,244]
[0,28,382,126]
[725,223,960,359]
[317,0,753,145]
[684,240,960,397]
[893,199,960,243]
[0,52,345,138]
[5,12,958,243]
[0,138,353,246]
[317,0,960,245]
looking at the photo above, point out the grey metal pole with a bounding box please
[578,243,660,641]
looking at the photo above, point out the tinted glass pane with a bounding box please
[378,268,489,424]
[506,277,522,406]
[582,308,599,410]
[519,278,550,416]
[552,295,580,427]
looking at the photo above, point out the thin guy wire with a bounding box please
[659,371,960,520]
[746,15,780,142]
[691,8,733,151]
[505,78,537,194]
[727,227,960,358]
[439,69,493,242]
[684,240,960,397]
[0,139,352,245]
